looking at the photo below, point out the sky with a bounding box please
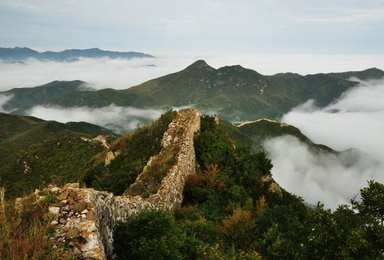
[1,0,384,54]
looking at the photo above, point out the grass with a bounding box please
[0,193,73,259]
[82,110,177,195]
[126,145,180,198]
[0,112,115,200]
[1,136,105,199]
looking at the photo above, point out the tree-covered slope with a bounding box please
[0,112,115,199]
[0,80,91,112]
[112,115,384,259]
[213,117,333,153]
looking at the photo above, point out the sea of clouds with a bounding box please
[263,79,384,209]
[1,54,384,91]
[26,105,165,132]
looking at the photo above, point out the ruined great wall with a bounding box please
[28,109,200,259]
[14,108,281,258]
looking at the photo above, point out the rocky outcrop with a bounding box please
[261,174,283,197]
[40,109,200,259]
[104,150,120,165]
[81,135,110,149]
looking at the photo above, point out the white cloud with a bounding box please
[327,78,384,112]
[263,135,383,209]
[0,94,13,112]
[263,79,384,209]
[27,105,165,133]
[0,56,194,91]
[283,79,384,161]
[0,54,383,92]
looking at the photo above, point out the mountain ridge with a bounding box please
[1,60,383,128]
[0,47,154,62]
[0,80,90,112]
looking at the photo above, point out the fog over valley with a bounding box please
[27,105,165,132]
[264,79,384,208]
[1,54,384,91]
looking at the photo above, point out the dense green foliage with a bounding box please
[114,115,384,259]
[352,180,384,256]
[82,110,177,195]
[113,211,205,260]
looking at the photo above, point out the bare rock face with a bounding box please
[104,150,121,165]
[81,135,110,149]
[31,109,201,259]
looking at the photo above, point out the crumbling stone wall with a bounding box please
[45,109,200,259]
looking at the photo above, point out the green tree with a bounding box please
[113,210,204,260]
[352,180,384,256]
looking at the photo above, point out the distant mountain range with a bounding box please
[0,47,154,62]
[1,60,383,124]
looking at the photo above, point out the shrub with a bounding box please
[113,210,204,259]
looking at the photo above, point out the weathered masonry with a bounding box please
[44,109,200,259]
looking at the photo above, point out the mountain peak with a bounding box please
[185,60,215,71]
[363,67,384,73]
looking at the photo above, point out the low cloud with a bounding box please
[283,79,384,161]
[263,135,383,209]
[0,56,195,91]
[0,94,14,112]
[263,79,384,209]
[1,54,384,92]
[27,105,165,133]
